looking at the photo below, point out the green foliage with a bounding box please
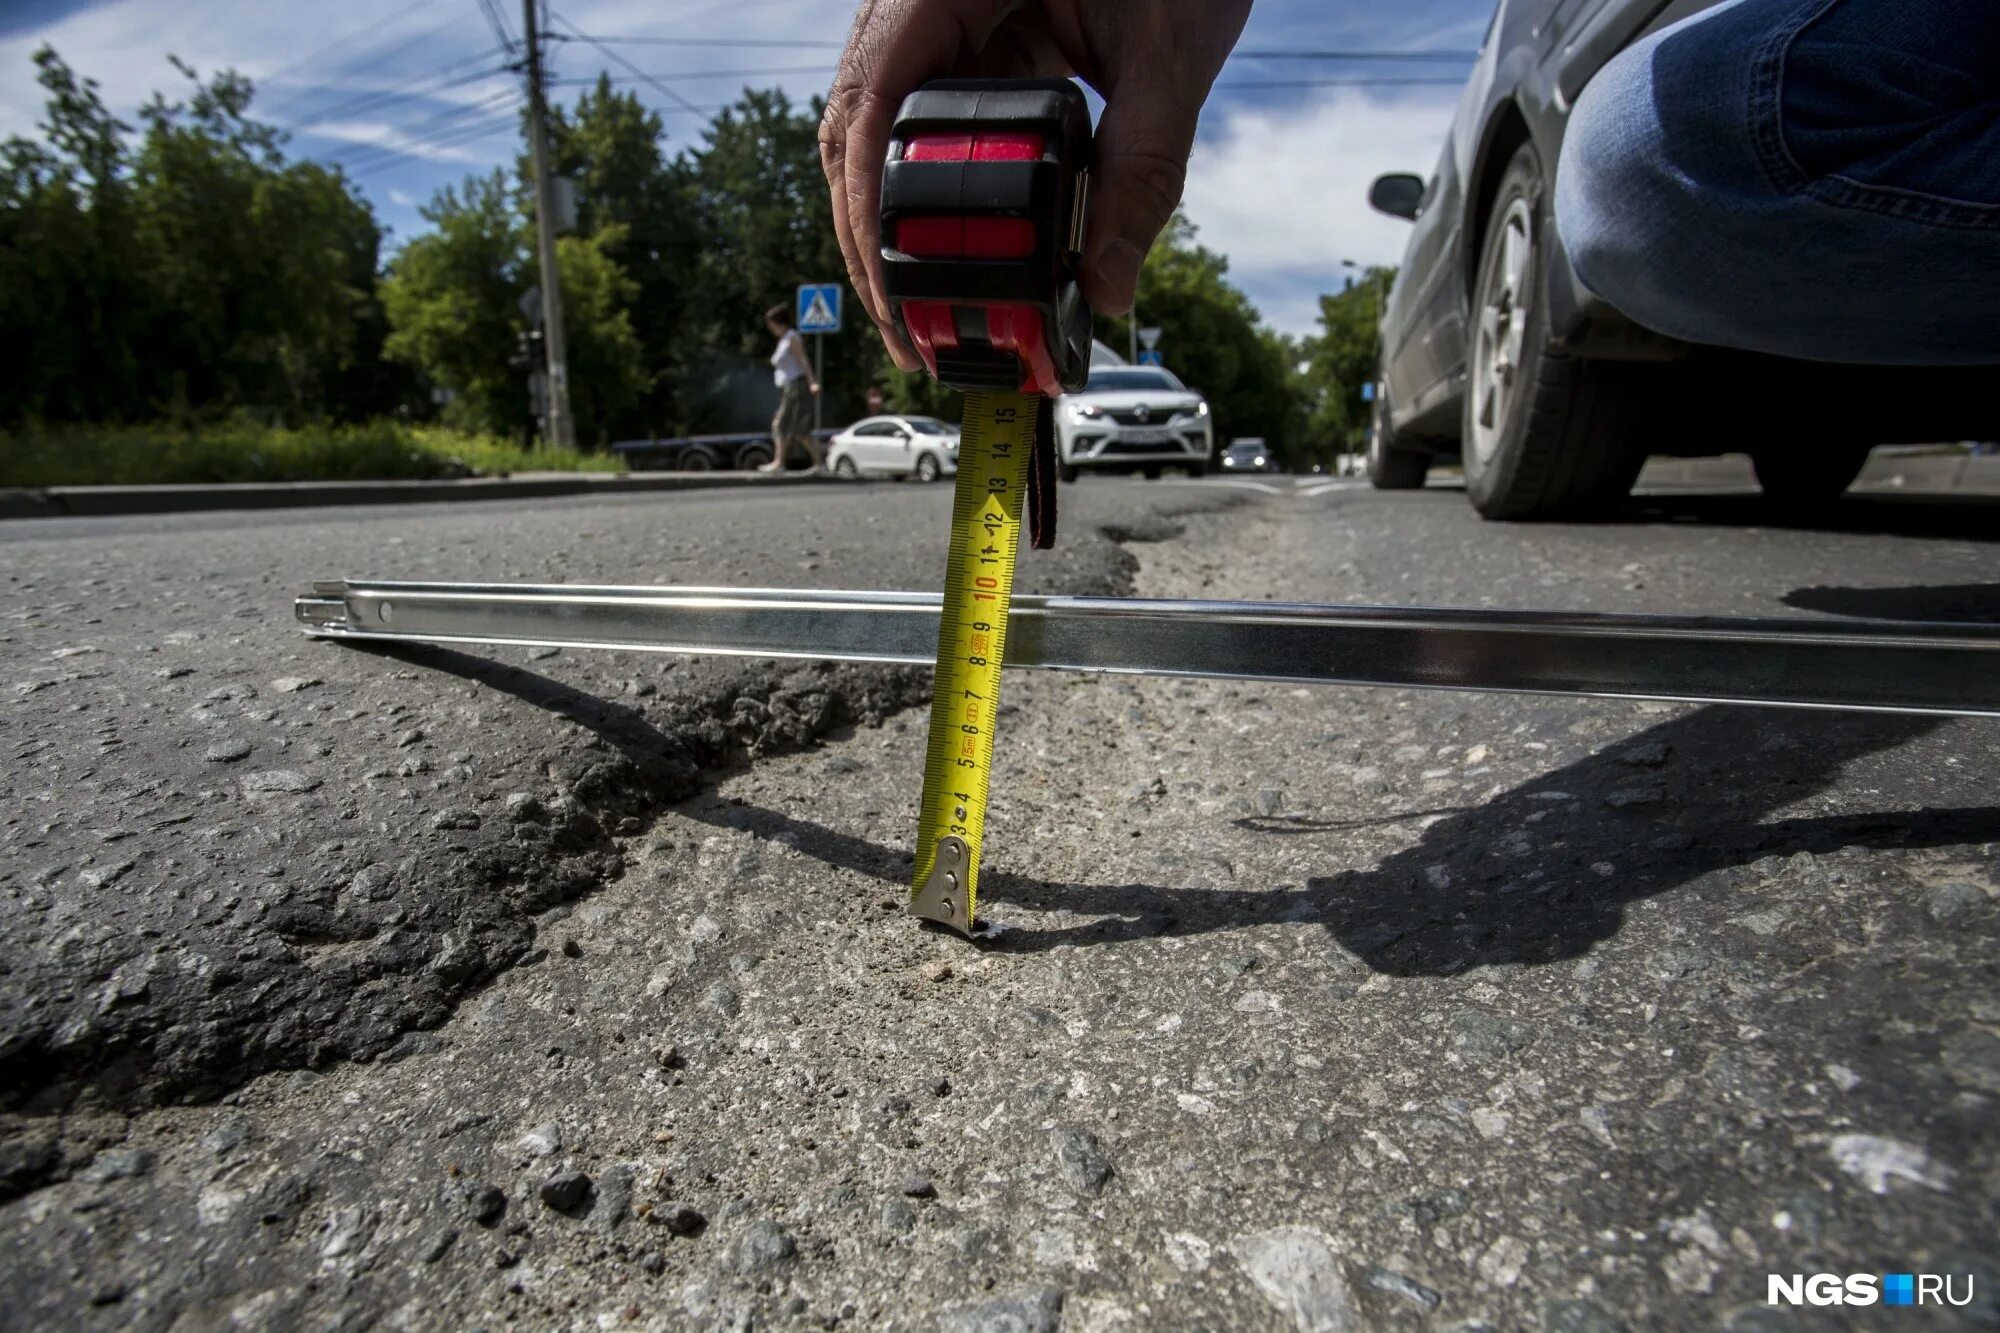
[670,89,889,433]
[380,172,529,435]
[1298,268,1393,459]
[553,225,650,445]
[4,45,1371,469]
[1,46,398,426]
[1097,216,1305,459]
[0,421,621,488]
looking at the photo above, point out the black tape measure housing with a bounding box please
[879,80,1094,396]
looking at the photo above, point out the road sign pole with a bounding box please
[813,334,824,437]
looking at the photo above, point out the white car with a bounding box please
[1056,366,1212,481]
[826,415,960,481]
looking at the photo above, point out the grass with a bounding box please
[0,422,625,488]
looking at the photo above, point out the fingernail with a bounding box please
[1086,239,1143,315]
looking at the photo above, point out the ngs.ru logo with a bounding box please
[1768,1273,1977,1308]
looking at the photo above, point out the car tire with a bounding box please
[833,455,858,478]
[915,453,941,483]
[1461,141,1648,520]
[1367,389,1430,490]
[1752,445,1870,508]
[1058,463,1079,484]
[736,443,773,471]
[681,448,717,472]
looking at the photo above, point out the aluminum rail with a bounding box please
[295,579,2000,717]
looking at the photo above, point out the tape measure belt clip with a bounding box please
[879,79,1094,398]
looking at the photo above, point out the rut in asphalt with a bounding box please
[0,499,1234,1187]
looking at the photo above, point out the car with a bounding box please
[1055,366,1213,481]
[825,415,959,481]
[1220,439,1277,474]
[1365,0,1995,519]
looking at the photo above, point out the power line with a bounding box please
[329,87,522,173]
[545,9,706,117]
[550,63,836,86]
[281,55,513,133]
[474,0,519,55]
[260,3,462,98]
[549,34,841,49]
[340,107,523,177]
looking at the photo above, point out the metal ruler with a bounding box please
[296,580,2000,719]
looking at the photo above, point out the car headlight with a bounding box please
[1067,403,1104,421]
[1170,402,1209,424]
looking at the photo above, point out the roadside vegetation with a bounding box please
[0,423,621,488]
[2,45,1387,482]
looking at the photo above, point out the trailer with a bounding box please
[613,429,838,473]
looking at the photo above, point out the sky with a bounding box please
[0,0,1494,338]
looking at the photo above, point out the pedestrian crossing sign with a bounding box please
[797,283,842,334]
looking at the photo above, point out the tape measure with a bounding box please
[878,80,1095,934]
[908,389,1033,931]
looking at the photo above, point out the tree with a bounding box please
[1096,214,1304,458]
[675,90,890,433]
[554,225,650,445]
[380,172,528,436]
[0,46,392,426]
[1299,267,1393,460]
[541,77,698,436]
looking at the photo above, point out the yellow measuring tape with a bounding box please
[909,388,1036,934]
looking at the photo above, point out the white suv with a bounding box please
[1055,366,1213,481]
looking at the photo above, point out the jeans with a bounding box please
[1555,0,2000,364]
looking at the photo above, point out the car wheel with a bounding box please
[1461,141,1648,520]
[1751,445,1870,508]
[915,453,941,483]
[1368,382,1431,490]
[680,448,716,472]
[834,455,858,478]
[736,443,773,471]
[1058,463,1079,484]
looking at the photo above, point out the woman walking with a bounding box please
[760,303,822,472]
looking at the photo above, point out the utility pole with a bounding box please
[523,0,575,449]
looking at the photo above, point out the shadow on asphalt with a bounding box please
[684,706,1999,975]
[1620,492,2000,541]
[1783,582,2000,623]
[371,647,2000,978]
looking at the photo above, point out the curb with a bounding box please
[0,470,838,521]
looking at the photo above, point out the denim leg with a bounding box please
[1555,0,2000,364]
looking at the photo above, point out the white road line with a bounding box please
[1301,481,1368,497]
[1152,478,1287,494]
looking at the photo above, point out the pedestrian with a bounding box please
[760,303,822,473]
[818,0,1999,369]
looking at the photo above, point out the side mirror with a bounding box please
[1368,173,1425,221]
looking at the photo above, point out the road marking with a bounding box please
[1153,478,1286,495]
[1301,481,1367,497]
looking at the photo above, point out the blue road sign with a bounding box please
[1361,382,1377,402]
[1137,349,1164,367]
[797,283,842,334]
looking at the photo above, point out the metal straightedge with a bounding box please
[296,579,2000,718]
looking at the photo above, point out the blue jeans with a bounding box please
[1555,0,2000,364]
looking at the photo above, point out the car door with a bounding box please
[852,420,895,471]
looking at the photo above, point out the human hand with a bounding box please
[820,0,1251,370]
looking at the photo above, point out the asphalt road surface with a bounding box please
[3,476,1997,1331]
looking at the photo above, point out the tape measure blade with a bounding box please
[911,388,1035,935]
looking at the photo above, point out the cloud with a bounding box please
[307,118,506,163]
[1180,89,1459,337]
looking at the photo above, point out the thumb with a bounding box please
[1079,85,1202,316]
